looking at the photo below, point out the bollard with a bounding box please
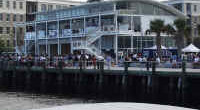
[182,61,186,74]
[124,62,129,73]
[146,61,150,71]
[100,61,104,72]
[152,62,156,74]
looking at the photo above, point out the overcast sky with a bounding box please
[72,0,167,2]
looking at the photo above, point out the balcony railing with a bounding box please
[25,32,36,40]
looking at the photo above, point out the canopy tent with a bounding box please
[182,44,200,53]
[145,45,167,50]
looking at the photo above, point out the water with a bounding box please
[0,91,96,110]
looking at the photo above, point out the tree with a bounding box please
[0,38,6,53]
[150,19,165,59]
[173,18,189,56]
[193,37,200,48]
[87,0,102,2]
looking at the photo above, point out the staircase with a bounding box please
[73,27,104,59]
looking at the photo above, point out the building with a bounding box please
[0,0,26,52]
[164,0,200,40]
[18,0,185,61]
[0,0,82,53]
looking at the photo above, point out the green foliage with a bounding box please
[193,37,200,48]
[0,39,6,53]
[174,19,186,32]
[164,24,175,35]
[150,19,165,33]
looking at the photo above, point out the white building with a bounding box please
[164,0,200,39]
[18,0,186,61]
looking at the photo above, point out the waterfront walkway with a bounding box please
[30,103,196,110]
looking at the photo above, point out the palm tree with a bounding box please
[87,0,102,2]
[173,18,189,56]
[150,19,165,59]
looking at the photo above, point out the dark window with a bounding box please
[0,27,3,34]
[13,1,16,9]
[0,13,3,21]
[20,2,23,9]
[6,1,10,8]
[41,4,47,11]
[48,5,53,11]
[0,0,3,7]
[194,5,197,12]
[7,14,10,21]
[6,27,10,34]
[13,14,16,21]
[20,15,23,22]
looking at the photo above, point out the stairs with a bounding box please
[73,27,104,59]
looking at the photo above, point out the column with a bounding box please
[131,36,133,52]
[25,40,27,55]
[14,26,17,53]
[35,22,37,55]
[115,13,118,64]
[48,44,50,58]
[45,21,48,54]
[70,19,73,54]
[57,20,61,55]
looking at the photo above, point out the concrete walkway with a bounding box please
[30,103,196,110]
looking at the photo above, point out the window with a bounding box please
[0,0,2,8]
[194,5,197,12]
[6,14,10,21]
[20,2,23,9]
[186,3,191,13]
[41,4,47,12]
[20,15,23,22]
[56,5,61,10]
[0,13,2,21]
[13,1,16,9]
[48,5,53,11]
[7,40,9,47]
[6,27,10,34]
[7,1,10,8]
[13,14,16,21]
[0,27,2,34]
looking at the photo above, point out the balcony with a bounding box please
[25,32,36,40]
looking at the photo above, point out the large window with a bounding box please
[20,15,23,22]
[194,5,197,12]
[7,1,10,8]
[6,14,10,21]
[13,14,16,21]
[13,1,16,9]
[0,0,2,8]
[6,27,10,34]
[0,27,3,34]
[48,5,53,11]
[133,16,141,32]
[0,13,2,21]
[20,2,23,9]
[41,4,47,12]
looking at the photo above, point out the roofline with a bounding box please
[36,0,187,19]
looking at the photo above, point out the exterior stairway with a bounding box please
[73,28,104,59]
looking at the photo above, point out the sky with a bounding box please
[71,0,167,2]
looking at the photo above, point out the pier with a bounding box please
[0,61,200,109]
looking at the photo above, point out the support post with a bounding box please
[46,21,48,54]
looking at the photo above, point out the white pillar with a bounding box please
[14,26,17,53]
[35,22,37,55]
[115,13,118,64]
[25,40,27,55]
[57,20,60,55]
[48,44,51,58]
[45,21,48,54]
[70,19,73,54]
[131,36,133,52]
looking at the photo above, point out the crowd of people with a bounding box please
[0,52,200,69]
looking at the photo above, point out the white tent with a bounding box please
[182,44,200,53]
[146,45,167,50]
